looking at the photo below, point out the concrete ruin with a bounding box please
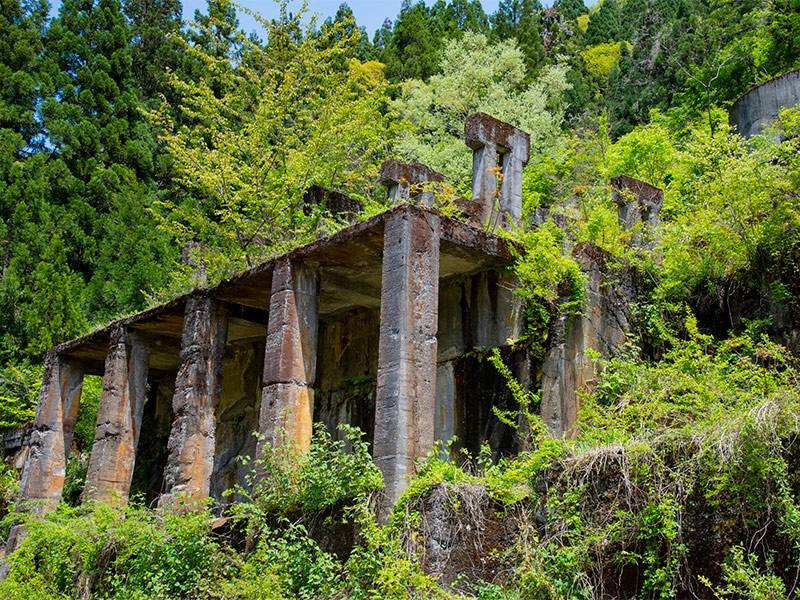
[5,113,661,555]
[730,68,800,139]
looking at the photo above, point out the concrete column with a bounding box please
[380,159,444,206]
[374,208,440,513]
[160,297,228,506]
[499,146,524,223]
[84,326,150,503]
[259,258,319,452]
[4,350,84,563]
[17,350,84,510]
[470,141,497,225]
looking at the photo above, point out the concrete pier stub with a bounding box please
[374,208,440,515]
[611,174,664,250]
[84,326,150,503]
[464,112,530,230]
[160,297,228,507]
[259,258,319,453]
[380,159,445,206]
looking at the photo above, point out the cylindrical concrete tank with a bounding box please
[729,68,800,139]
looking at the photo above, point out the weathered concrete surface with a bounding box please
[161,297,228,507]
[1,423,32,469]
[374,209,440,512]
[540,243,640,437]
[303,185,364,225]
[315,308,380,449]
[465,112,530,229]
[380,159,445,205]
[211,340,263,504]
[84,327,150,503]
[437,270,525,362]
[435,269,529,457]
[4,351,84,562]
[260,258,319,452]
[18,351,84,509]
[611,174,664,250]
[730,68,800,139]
[129,373,175,506]
[16,202,521,519]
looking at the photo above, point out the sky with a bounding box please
[48,0,597,42]
[183,0,503,39]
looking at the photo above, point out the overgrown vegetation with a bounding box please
[6,313,800,598]
[3,0,800,597]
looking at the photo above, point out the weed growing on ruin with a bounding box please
[506,221,584,329]
[232,423,382,517]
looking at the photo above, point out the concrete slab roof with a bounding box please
[53,203,514,376]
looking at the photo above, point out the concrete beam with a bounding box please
[374,208,440,516]
[259,258,319,452]
[84,326,150,503]
[464,112,530,230]
[160,297,228,507]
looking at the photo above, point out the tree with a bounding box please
[761,0,800,74]
[38,0,175,321]
[433,0,490,36]
[0,0,48,297]
[319,3,372,61]
[391,32,570,183]
[490,0,546,82]
[152,3,392,279]
[124,0,184,103]
[379,1,443,82]
[583,0,621,45]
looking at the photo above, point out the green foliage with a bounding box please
[232,423,383,518]
[225,518,343,600]
[74,374,102,452]
[581,40,631,82]
[391,31,570,184]
[0,458,20,520]
[508,221,584,312]
[1,501,221,599]
[604,115,676,187]
[0,362,41,427]
[703,546,788,600]
[152,1,392,287]
[661,114,800,298]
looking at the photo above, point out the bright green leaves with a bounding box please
[153,3,392,281]
[391,32,570,185]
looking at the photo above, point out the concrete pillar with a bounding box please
[259,258,319,452]
[470,142,497,225]
[160,297,228,506]
[374,208,440,514]
[84,326,150,503]
[4,351,84,563]
[380,159,444,206]
[464,112,530,230]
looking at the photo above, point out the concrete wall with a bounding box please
[315,308,380,450]
[314,268,531,461]
[436,269,531,459]
[129,373,174,505]
[730,69,800,139]
[211,340,264,504]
